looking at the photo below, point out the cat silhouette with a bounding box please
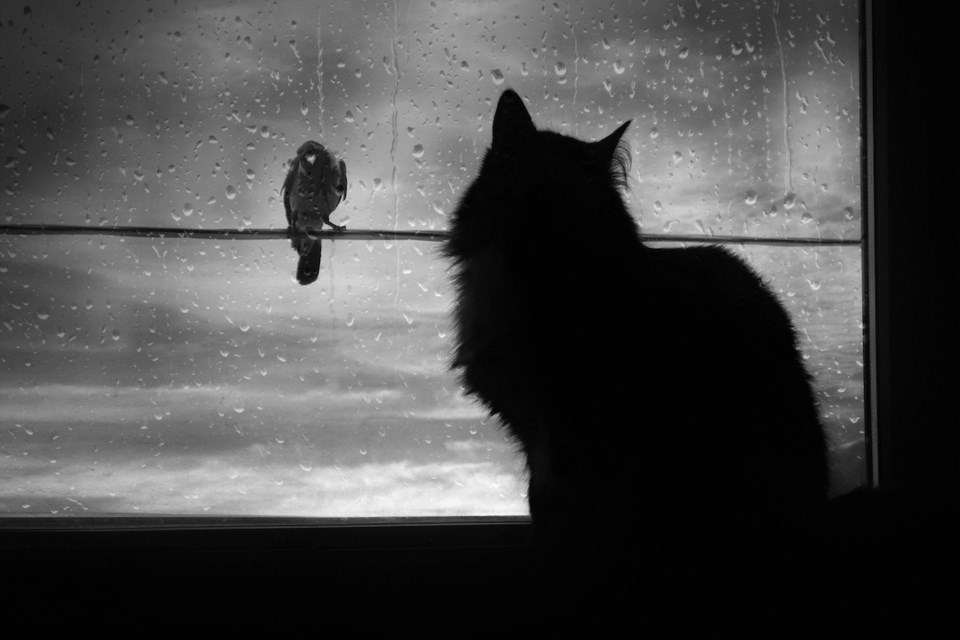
[444,89,829,629]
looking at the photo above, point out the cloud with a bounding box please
[0,450,527,517]
[444,438,514,455]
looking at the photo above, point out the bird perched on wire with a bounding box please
[282,141,348,285]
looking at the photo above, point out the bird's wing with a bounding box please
[338,158,348,203]
[282,157,299,227]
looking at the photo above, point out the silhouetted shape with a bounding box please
[282,141,347,285]
[444,89,829,627]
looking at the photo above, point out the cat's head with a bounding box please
[490,89,631,191]
[446,89,633,260]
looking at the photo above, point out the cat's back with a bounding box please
[643,244,805,353]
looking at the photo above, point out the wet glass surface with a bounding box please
[1,0,863,516]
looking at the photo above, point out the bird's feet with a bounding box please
[328,223,346,232]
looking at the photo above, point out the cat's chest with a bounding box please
[454,247,512,355]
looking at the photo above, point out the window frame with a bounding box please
[863,0,958,503]
[3,1,957,621]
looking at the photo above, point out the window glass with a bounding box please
[1,0,863,516]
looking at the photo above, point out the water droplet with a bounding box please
[745,190,758,205]
[649,126,659,139]
[490,68,505,85]
[412,144,424,159]
[344,110,355,123]
[182,203,194,217]
[731,42,743,55]
[800,211,814,224]
[679,47,689,59]
[613,59,625,74]
[225,185,236,200]
[807,279,823,291]
[842,206,854,220]
[783,193,797,209]
[554,61,567,77]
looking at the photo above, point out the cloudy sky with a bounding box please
[0,0,864,517]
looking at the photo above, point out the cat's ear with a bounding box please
[492,89,535,155]
[593,120,632,161]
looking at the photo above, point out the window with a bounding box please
[2,0,865,519]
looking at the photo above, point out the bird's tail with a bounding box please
[296,238,322,285]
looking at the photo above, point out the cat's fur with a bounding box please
[444,90,829,610]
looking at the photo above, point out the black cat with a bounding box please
[444,89,829,623]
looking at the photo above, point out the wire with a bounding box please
[0,224,861,247]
